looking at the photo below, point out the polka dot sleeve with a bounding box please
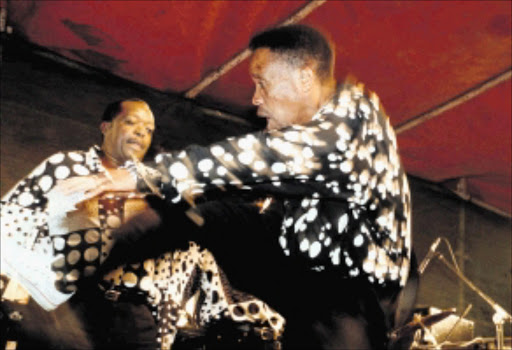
[154,114,358,205]
[152,83,412,287]
[1,148,101,249]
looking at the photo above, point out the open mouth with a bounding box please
[126,139,143,150]
[257,112,267,118]
[257,107,270,119]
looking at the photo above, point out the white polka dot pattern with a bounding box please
[2,146,104,302]
[73,164,90,176]
[3,145,281,349]
[156,83,411,287]
[150,243,285,347]
[38,175,53,192]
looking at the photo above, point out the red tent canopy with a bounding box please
[4,0,511,215]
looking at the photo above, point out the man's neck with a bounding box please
[319,78,337,107]
[100,148,123,169]
[299,78,337,125]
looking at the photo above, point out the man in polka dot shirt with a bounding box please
[1,98,286,349]
[104,25,413,349]
[0,98,161,348]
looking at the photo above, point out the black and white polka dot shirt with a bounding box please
[1,146,162,307]
[1,146,105,309]
[152,83,412,288]
[1,146,287,347]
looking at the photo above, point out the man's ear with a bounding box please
[100,121,111,135]
[299,66,315,93]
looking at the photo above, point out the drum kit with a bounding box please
[390,306,511,349]
[389,237,511,350]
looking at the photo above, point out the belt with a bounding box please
[96,282,149,304]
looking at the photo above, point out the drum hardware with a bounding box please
[434,253,511,349]
[8,311,23,322]
[412,325,437,349]
[410,337,511,349]
[440,303,472,343]
[409,306,476,349]
[419,238,512,350]
[389,309,457,342]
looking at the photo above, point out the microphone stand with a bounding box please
[434,252,512,349]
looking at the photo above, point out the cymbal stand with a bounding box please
[441,303,473,343]
[434,253,512,350]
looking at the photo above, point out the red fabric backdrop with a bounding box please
[5,0,511,215]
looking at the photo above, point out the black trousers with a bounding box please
[67,290,159,350]
[195,201,400,349]
[1,288,158,350]
[276,272,394,350]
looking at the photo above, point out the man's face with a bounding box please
[250,48,308,131]
[101,100,155,163]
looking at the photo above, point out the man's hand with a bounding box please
[53,169,137,203]
[103,167,138,194]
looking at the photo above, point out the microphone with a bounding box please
[418,237,441,274]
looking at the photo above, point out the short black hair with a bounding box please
[101,98,148,122]
[249,25,334,81]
